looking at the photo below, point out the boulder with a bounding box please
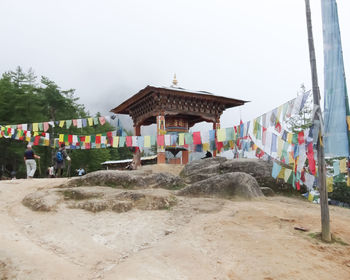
[65,170,184,190]
[178,172,263,199]
[219,158,272,178]
[180,157,227,177]
[260,187,275,197]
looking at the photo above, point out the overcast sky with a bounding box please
[1,0,349,131]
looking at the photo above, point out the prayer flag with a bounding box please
[112,136,119,147]
[59,120,65,128]
[192,132,202,145]
[284,169,293,183]
[33,123,39,131]
[333,160,340,176]
[132,136,138,147]
[217,128,226,142]
[326,177,334,192]
[66,120,72,129]
[340,158,347,173]
[88,118,93,126]
[93,117,99,125]
[43,122,49,132]
[272,162,282,179]
[77,119,82,128]
[119,136,126,147]
[144,136,151,147]
[179,133,185,146]
[126,136,132,147]
[59,134,64,142]
[184,133,192,145]
[99,116,106,125]
[322,0,350,157]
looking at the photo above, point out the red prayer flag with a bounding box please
[275,122,282,133]
[298,131,305,144]
[34,136,40,146]
[216,140,223,152]
[126,136,132,147]
[68,135,73,143]
[192,132,202,145]
[96,135,101,144]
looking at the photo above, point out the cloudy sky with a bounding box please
[1,0,349,131]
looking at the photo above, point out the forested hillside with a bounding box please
[0,67,132,178]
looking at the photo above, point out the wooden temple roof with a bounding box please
[110,85,248,127]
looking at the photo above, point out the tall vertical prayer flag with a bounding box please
[322,0,350,157]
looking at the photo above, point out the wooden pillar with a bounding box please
[212,117,220,157]
[133,124,141,168]
[157,114,166,164]
[182,150,189,165]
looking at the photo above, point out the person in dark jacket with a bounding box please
[24,144,40,178]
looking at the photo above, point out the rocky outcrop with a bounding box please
[180,157,287,193]
[64,170,184,190]
[22,190,62,211]
[178,172,263,199]
[23,187,177,213]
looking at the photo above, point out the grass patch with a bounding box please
[308,232,349,246]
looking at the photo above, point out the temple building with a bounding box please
[110,76,247,165]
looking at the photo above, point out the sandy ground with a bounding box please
[0,176,350,280]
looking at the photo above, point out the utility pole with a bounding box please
[304,0,331,242]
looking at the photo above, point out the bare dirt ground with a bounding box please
[1,173,350,279]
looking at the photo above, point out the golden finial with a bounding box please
[172,74,178,87]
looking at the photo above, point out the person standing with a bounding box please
[24,144,40,179]
[55,143,71,177]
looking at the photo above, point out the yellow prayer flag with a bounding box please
[252,144,257,151]
[229,141,234,149]
[347,116,350,131]
[308,192,314,202]
[59,120,65,128]
[347,176,350,187]
[340,159,347,173]
[34,132,39,136]
[217,128,226,142]
[85,136,90,143]
[288,152,294,165]
[278,167,285,179]
[59,134,64,142]
[88,118,93,126]
[33,123,39,132]
[287,133,293,144]
[203,143,210,151]
[179,133,185,146]
[44,139,50,146]
[277,137,283,157]
[326,177,333,192]
[144,136,151,148]
[112,136,119,148]
[277,105,283,122]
